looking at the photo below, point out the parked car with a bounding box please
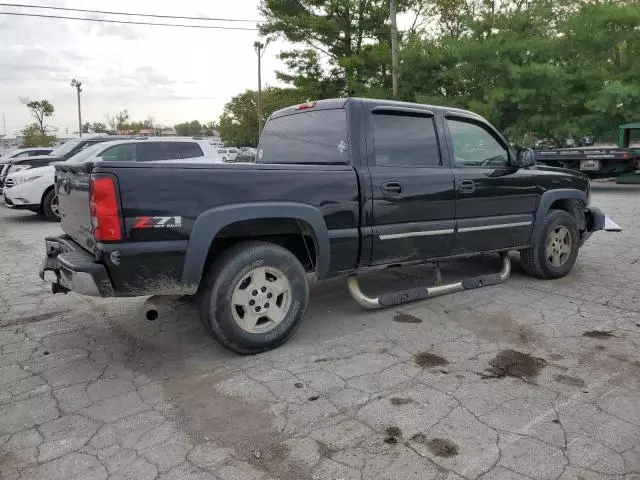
[0,147,54,159]
[4,137,222,221]
[236,147,257,162]
[217,147,239,162]
[3,136,129,179]
[0,148,54,192]
[41,98,618,354]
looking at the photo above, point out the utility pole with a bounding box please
[254,41,265,137]
[389,0,399,99]
[2,113,6,136]
[71,79,82,137]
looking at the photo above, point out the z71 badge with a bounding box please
[134,216,182,229]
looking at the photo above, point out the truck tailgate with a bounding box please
[55,163,97,253]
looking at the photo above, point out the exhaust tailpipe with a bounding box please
[142,295,184,321]
[145,308,159,321]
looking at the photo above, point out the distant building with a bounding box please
[0,133,25,150]
[159,127,176,136]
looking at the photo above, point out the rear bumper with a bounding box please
[39,235,114,297]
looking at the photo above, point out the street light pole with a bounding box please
[389,0,399,99]
[71,79,82,137]
[254,41,265,138]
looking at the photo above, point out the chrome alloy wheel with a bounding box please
[546,225,571,267]
[230,266,292,333]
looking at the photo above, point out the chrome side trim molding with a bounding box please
[457,221,532,233]
[379,229,455,240]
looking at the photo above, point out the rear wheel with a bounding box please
[521,210,579,279]
[198,241,309,354]
[42,189,61,222]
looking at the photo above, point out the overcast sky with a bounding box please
[0,0,286,134]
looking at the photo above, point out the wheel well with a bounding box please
[40,185,55,213]
[549,198,586,230]
[203,218,318,276]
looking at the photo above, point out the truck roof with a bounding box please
[270,97,484,121]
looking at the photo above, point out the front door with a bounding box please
[369,109,456,265]
[445,116,540,254]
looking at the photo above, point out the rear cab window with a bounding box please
[257,108,349,164]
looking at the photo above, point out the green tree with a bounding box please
[21,99,55,135]
[174,120,203,136]
[399,0,640,144]
[259,0,416,97]
[218,87,308,147]
[90,122,108,133]
[21,123,55,147]
[203,121,218,136]
[116,110,130,133]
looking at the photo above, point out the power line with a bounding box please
[0,11,260,30]
[0,3,264,23]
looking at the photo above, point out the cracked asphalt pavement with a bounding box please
[1,184,639,480]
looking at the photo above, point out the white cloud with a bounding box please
[0,0,285,133]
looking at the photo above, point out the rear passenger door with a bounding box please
[368,109,456,265]
[446,116,539,254]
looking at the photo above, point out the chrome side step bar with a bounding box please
[347,253,511,310]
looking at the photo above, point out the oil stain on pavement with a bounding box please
[414,352,449,368]
[393,312,423,324]
[483,349,546,380]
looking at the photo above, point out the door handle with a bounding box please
[457,179,476,193]
[381,182,402,195]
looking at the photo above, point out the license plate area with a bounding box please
[580,159,601,171]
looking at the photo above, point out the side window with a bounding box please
[13,152,31,158]
[372,112,440,167]
[100,144,137,162]
[258,108,348,164]
[178,142,204,159]
[447,119,508,168]
[35,150,51,156]
[137,142,180,161]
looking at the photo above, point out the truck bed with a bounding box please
[55,161,362,295]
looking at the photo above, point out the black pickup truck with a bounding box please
[41,98,619,354]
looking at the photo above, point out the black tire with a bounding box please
[521,210,579,279]
[197,240,309,354]
[42,189,61,222]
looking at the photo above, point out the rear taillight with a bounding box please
[89,175,122,242]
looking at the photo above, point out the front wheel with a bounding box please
[42,189,61,222]
[197,241,309,354]
[521,209,579,279]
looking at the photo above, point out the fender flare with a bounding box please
[531,189,587,241]
[181,202,330,287]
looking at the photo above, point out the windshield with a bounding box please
[65,142,108,164]
[50,138,83,157]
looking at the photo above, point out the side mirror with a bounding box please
[515,148,536,168]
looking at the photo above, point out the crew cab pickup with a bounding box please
[40,98,620,354]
